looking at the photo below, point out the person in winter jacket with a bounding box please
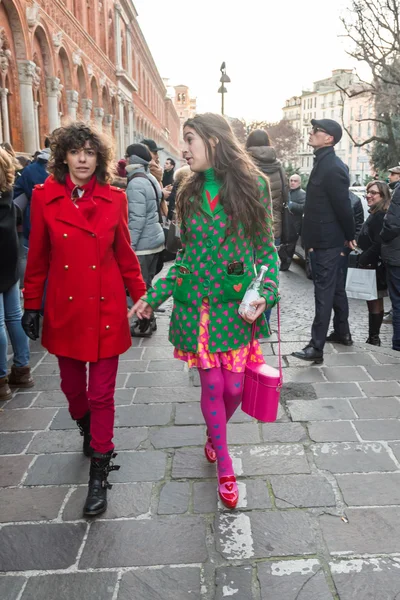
[357,181,391,346]
[292,119,355,363]
[246,129,288,244]
[381,180,400,350]
[388,166,400,193]
[279,174,306,270]
[0,148,33,401]
[22,123,147,517]
[125,143,165,288]
[13,147,50,245]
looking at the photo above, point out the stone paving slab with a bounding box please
[312,442,398,472]
[258,560,334,600]
[0,576,26,600]
[330,558,400,600]
[21,573,118,600]
[0,523,86,571]
[270,474,336,508]
[80,517,207,567]
[117,567,201,600]
[215,566,253,600]
[0,487,67,522]
[0,432,33,454]
[320,507,400,554]
[336,473,400,506]
[0,456,33,487]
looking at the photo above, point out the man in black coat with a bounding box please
[279,174,306,271]
[293,119,356,362]
[381,183,400,350]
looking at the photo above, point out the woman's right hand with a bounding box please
[128,299,153,320]
[21,310,41,340]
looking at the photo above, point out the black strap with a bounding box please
[130,172,162,224]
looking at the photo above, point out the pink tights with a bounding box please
[199,367,244,478]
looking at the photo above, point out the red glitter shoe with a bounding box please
[204,435,217,463]
[218,475,239,509]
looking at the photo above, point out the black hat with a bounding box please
[311,119,342,144]
[125,143,152,162]
[140,138,164,152]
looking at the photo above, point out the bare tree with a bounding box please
[339,0,400,169]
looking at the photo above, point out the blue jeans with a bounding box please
[387,265,400,351]
[0,282,30,378]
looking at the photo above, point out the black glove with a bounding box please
[21,310,41,341]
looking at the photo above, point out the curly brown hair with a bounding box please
[177,113,270,240]
[48,122,115,184]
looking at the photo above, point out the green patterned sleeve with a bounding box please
[254,177,280,309]
[144,230,186,309]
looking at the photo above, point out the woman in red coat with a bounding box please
[22,123,146,517]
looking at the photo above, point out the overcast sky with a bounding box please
[133,0,365,122]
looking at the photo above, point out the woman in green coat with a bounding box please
[132,113,279,508]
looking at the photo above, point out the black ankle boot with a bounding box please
[76,412,92,457]
[83,451,120,517]
[366,312,384,347]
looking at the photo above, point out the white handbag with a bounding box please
[346,267,378,300]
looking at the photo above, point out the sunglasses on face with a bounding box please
[310,127,329,135]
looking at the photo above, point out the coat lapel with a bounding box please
[54,181,112,235]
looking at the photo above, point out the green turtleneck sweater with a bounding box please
[202,167,221,211]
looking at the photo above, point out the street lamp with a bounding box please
[218,62,231,116]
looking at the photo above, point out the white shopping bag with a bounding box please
[346,267,377,300]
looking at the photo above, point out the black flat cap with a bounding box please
[140,138,164,152]
[311,119,343,144]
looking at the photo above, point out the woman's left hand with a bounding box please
[241,297,267,324]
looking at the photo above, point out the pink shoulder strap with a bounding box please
[251,302,282,381]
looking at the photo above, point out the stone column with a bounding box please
[66,90,79,120]
[128,103,134,144]
[104,114,113,136]
[118,95,125,158]
[46,77,61,133]
[33,100,40,150]
[17,60,37,153]
[115,4,122,70]
[82,98,93,123]
[94,107,104,131]
[0,89,10,143]
[126,30,132,76]
[114,119,120,155]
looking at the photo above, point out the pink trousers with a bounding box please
[57,355,118,454]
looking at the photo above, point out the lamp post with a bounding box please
[218,62,231,116]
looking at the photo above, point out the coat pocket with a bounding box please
[222,273,253,302]
[172,269,192,304]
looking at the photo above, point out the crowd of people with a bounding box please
[1,112,400,515]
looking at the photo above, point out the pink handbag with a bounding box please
[241,304,283,422]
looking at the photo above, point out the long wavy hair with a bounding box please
[48,122,114,185]
[176,113,270,239]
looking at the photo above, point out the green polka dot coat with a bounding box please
[145,177,280,353]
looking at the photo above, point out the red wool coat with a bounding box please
[23,176,146,362]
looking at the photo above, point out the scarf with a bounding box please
[65,174,97,223]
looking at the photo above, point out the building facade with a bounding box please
[283,69,375,183]
[0,0,181,160]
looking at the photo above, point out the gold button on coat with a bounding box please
[68,296,73,301]
[64,265,69,270]
[91,265,96,270]
[63,233,68,238]
[100,297,105,301]
[105,325,110,330]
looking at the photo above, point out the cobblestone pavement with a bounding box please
[1,260,400,599]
